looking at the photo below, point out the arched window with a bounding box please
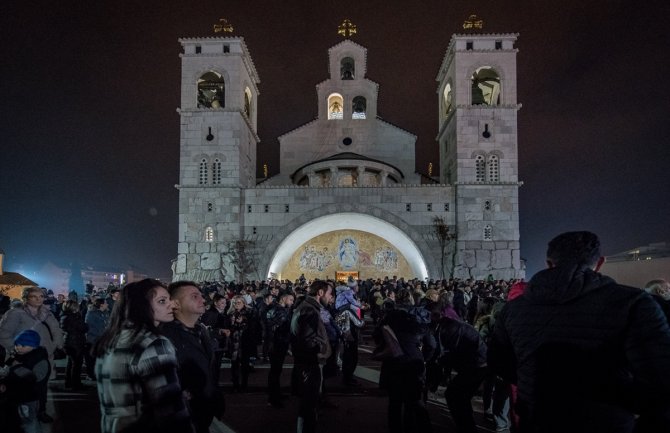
[328,93,344,120]
[352,96,366,119]
[197,71,225,108]
[212,158,222,184]
[244,87,252,118]
[341,57,355,80]
[475,155,486,183]
[205,226,214,242]
[484,225,493,241]
[199,158,208,185]
[443,82,453,115]
[471,66,501,106]
[488,154,499,182]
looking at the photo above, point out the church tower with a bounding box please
[174,37,260,281]
[436,34,522,279]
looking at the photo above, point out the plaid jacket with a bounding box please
[95,326,193,433]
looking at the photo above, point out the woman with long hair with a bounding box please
[93,279,193,433]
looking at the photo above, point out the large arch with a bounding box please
[266,212,429,280]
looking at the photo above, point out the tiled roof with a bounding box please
[0,272,37,286]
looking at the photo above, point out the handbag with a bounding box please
[371,325,404,361]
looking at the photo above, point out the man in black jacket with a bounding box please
[267,292,294,407]
[290,281,332,433]
[489,231,670,433]
[162,281,225,433]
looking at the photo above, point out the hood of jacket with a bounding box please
[335,286,361,310]
[525,264,616,305]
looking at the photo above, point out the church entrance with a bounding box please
[266,213,428,281]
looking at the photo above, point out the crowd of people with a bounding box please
[0,231,669,433]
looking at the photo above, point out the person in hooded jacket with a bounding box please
[60,300,88,390]
[335,277,365,386]
[375,287,436,433]
[489,231,670,433]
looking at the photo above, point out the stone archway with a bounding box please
[262,204,434,279]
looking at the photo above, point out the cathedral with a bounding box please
[173,28,523,283]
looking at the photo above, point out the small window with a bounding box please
[340,57,355,80]
[488,154,500,182]
[495,40,502,50]
[205,227,214,242]
[466,41,473,50]
[247,205,252,213]
[427,203,432,212]
[484,200,492,211]
[472,66,501,106]
[285,204,290,213]
[207,202,213,212]
[264,204,269,213]
[252,227,257,235]
[328,93,344,120]
[352,96,366,119]
[444,203,450,212]
[195,45,202,54]
[199,158,208,185]
[223,44,230,53]
[475,155,486,183]
[212,158,222,184]
[406,203,412,212]
[484,225,493,241]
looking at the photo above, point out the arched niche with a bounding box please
[471,66,501,106]
[197,71,225,108]
[328,93,344,119]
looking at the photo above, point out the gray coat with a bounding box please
[0,304,63,355]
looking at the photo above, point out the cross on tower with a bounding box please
[463,15,484,30]
[338,19,357,37]
[214,18,234,33]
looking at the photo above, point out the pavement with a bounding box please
[42,334,502,433]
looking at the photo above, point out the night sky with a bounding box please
[1,0,668,281]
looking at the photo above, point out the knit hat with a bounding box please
[14,330,40,348]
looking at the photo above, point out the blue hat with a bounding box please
[14,330,40,348]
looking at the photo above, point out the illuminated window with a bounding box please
[352,96,366,119]
[475,155,486,183]
[443,82,453,115]
[197,71,225,108]
[341,57,355,80]
[199,158,208,185]
[484,225,492,241]
[488,154,499,182]
[471,66,501,106]
[205,226,214,242]
[244,87,252,118]
[328,93,344,119]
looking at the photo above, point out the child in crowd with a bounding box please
[5,330,50,433]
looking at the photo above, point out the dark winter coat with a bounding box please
[290,296,331,365]
[60,311,88,355]
[85,308,109,345]
[436,316,487,372]
[376,304,436,388]
[489,265,670,433]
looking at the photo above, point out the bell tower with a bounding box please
[174,36,260,281]
[436,33,523,279]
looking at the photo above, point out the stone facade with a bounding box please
[174,34,524,282]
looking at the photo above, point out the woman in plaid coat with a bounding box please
[93,279,193,433]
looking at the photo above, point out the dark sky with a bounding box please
[1,0,669,280]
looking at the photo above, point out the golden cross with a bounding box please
[338,19,357,37]
[463,15,484,30]
[214,18,234,33]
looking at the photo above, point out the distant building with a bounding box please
[36,262,149,295]
[601,242,670,288]
[0,250,38,299]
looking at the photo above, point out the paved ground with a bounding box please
[43,335,500,433]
